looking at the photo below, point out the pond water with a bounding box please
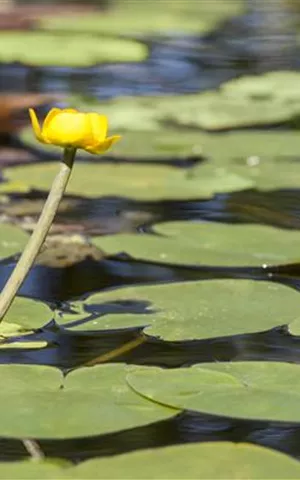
[2,1,300,474]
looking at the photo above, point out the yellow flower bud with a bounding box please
[29,107,121,154]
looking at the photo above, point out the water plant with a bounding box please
[0,108,120,321]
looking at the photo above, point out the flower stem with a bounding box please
[0,147,76,322]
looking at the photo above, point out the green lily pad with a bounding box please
[127,362,300,422]
[4,162,251,201]
[224,72,300,104]
[57,280,300,340]
[0,364,176,438]
[0,180,30,194]
[0,296,50,340]
[0,340,47,349]
[20,126,206,161]
[287,317,300,336]
[57,72,300,132]
[159,72,300,131]
[21,123,300,164]
[69,442,300,480]
[0,461,67,480]
[2,296,51,332]
[41,0,243,35]
[0,32,146,66]
[0,224,28,259]
[94,222,300,267]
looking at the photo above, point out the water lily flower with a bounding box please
[29,107,121,154]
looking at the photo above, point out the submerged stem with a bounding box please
[0,147,76,322]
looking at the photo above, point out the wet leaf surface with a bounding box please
[0,32,146,66]
[0,295,51,332]
[127,362,300,422]
[43,73,300,132]
[0,460,67,480]
[4,162,252,200]
[0,364,175,438]
[57,280,300,341]
[95,222,300,267]
[41,0,243,35]
[0,224,28,259]
[69,442,300,479]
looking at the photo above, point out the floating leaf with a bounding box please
[41,1,242,35]
[0,32,146,66]
[69,442,300,480]
[20,126,206,162]
[58,280,300,340]
[2,296,51,331]
[127,362,300,422]
[95,222,300,267]
[45,72,300,132]
[287,317,300,336]
[0,364,176,438]
[0,224,28,259]
[4,162,251,201]
[19,124,300,192]
[0,460,66,480]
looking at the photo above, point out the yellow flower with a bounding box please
[29,108,121,154]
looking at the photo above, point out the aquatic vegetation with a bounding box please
[2,1,300,477]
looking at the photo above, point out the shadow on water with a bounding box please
[2,320,300,370]
[2,251,300,304]
[4,187,300,235]
[2,410,300,463]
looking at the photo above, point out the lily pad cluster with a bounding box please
[2,1,300,477]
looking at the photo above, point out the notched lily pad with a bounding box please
[69,442,300,480]
[58,280,300,340]
[127,362,300,422]
[0,364,176,438]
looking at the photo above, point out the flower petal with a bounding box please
[86,113,108,147]
[28,108,47,143]
[85,135,121,154]
[44,112,89,147]
[42,108,62,130]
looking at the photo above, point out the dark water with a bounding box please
[2,250,300,304]
[2,410,300,463]
[2,320,300,370]
[4,187,300,236]
[2,7,300,466]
